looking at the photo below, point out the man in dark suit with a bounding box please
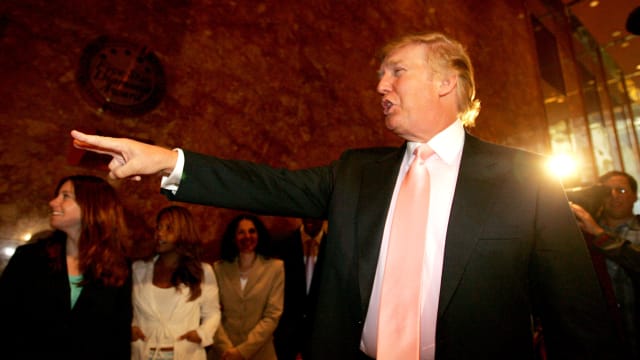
[273,217,327,360]
[71,32,621,359]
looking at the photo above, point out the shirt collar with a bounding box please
[603,215,640,232]
[300,225,324,245]
[405,119,465,165]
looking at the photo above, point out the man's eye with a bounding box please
[609,187,629,195]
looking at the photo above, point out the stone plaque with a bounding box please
[77,36,166,116]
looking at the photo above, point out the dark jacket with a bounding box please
[0,231,132,360]
[166,133,621,359]
[273,228,327,360]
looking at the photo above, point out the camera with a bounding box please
[565,184,611,218]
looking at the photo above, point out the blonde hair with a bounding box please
[381,32,481,127]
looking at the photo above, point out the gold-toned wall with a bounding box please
[0,0,549,261]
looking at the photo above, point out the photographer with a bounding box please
[571,170,640,358]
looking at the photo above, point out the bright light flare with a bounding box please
[2,246,15,257]
[547,154,578,180]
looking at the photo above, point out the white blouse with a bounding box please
[131,258,221,360]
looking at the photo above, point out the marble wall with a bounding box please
[0,0,550,262]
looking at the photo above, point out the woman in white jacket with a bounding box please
[131,206,221,360]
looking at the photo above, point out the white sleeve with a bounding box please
[196,263,221,348]
[160,148,185,193]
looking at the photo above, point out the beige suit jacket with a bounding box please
[210,255,284,360]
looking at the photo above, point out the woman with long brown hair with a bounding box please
[131,205,220,360]
[210,214,284,360]
[0,175,133,359]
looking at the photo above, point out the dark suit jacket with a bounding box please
[273,229,327,360]
[0,232,132,360]
[165,134,621,359]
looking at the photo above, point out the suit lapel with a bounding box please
[349,138,507,319]
[288,232,308,299]
[49,242,72,313]
[309,233,327,296]
[244,256,270,298]
[244,256,261,296]
[218,261,244,299]
[292,232,306,280]
[356,145,405,314]
[437,134,505,318]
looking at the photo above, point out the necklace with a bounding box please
[238,254,257,278]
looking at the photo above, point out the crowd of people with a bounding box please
[0,173,321,360]
[2,31,640,360]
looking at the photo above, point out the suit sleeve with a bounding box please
[162,150,334,218]
[212,262,235,353]
[213,322,234,352]
[530,169,623,358]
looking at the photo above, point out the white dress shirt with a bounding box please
[301,225,324,293]
[360,120,464,359]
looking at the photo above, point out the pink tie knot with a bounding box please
[415,144,435,163]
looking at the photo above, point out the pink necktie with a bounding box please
[377,144,433,359]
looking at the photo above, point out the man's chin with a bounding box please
[384,116,401,132]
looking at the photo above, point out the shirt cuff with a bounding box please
[593,231,612,247]
[160,148,185,194]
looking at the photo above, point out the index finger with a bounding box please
[70,130,123,158]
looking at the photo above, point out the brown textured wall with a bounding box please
[0,0,549,261]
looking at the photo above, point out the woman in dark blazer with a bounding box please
[0,175,132,360]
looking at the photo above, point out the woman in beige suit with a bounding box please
[210,214,284,360]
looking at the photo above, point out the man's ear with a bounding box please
[438,75,457,97]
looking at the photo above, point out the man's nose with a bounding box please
[377,74,391,94]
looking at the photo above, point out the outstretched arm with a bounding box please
[70,130,178,180]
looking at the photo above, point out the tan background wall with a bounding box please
[0,0,550,262]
